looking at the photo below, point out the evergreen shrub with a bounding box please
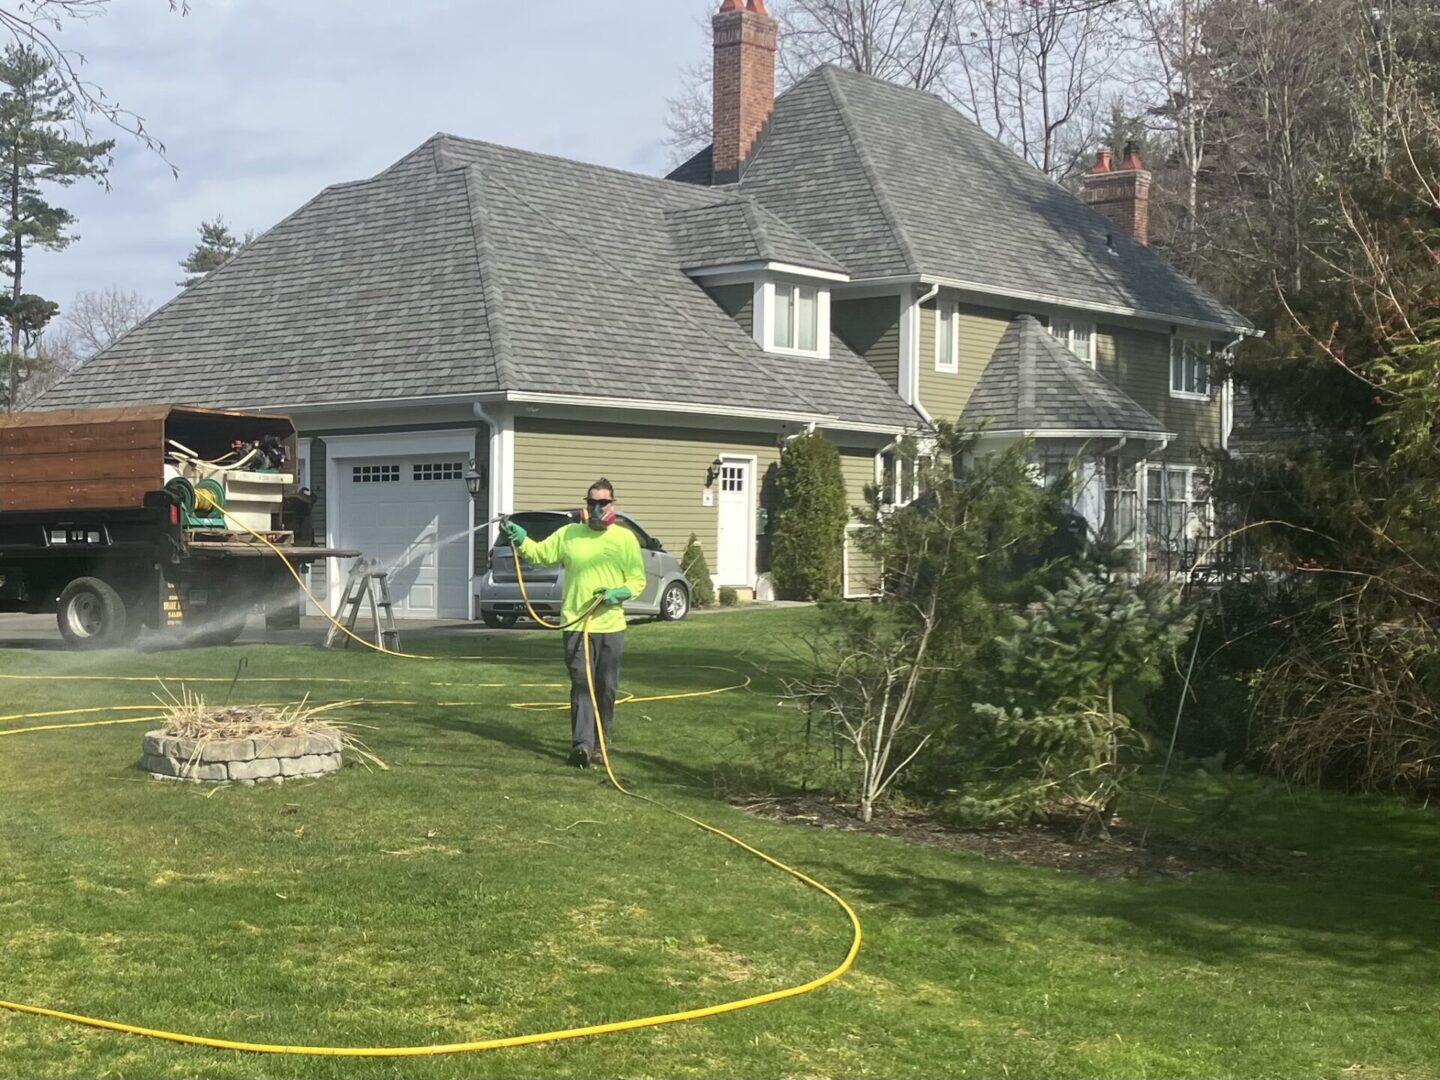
[680,533,714,608]
[770,432,849,600]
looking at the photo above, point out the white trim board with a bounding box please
[850,273,1258,337]
[686,260,850,283]
[264,391,911,439]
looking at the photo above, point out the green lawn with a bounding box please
[0,609,1436,1079]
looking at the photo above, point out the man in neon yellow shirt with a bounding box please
[501,478,646,768]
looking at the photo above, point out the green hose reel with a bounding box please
[165,476,226,529]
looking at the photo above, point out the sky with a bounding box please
[26,0,710,318]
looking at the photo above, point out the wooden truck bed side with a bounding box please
[0,405,296,513]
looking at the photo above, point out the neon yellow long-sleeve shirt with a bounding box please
[518,522,647,633]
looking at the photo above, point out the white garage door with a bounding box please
[334,456,471,619]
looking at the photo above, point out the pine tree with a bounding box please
[0,46,111,410]
[177,217,252,288]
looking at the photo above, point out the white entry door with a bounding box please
[334,457,471,619]
[714,458,754,586]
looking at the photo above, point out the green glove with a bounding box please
[501,519,527,545]
[594,586,633,607]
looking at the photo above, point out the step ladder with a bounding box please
[324,558,401,652]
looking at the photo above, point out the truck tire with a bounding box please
[481,610,519,629]
[56,577,129,650]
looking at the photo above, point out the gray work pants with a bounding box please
[563,631,625,753]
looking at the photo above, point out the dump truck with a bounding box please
[0,405,356,649]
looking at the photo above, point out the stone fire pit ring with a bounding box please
[142,729,343,785]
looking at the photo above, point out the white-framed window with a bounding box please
[1171,338,1211,399]
[720,463,744,493]
[352,463,400,483]
[880,448,932,508]
[412,461,464,482]
[1145,465,1210,557]
[935,298,959,373]
[774,282,819,352]
[1048,318,1096,366]
[1103,458,1138,547]
[295,438,311,492]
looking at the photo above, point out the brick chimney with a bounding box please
[1082,142,1151,246]
[712,0,777,185]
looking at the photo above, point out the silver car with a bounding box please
[478,509,691,629]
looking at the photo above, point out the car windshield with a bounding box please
[494,512,570,548]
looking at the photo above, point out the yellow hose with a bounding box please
[0,511,862,1056]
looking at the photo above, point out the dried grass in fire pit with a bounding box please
[156,684,388,770]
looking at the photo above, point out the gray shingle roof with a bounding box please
[666,199,847,274]
[43,146,500,409]
[42,135,915,430]
[675,66,1250,332]
[961,315,1170,437]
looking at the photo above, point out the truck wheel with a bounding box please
[56,577,128,650]
[658,582,690,622]
[481,610,519,630]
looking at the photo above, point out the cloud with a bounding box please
[25,0,703,314]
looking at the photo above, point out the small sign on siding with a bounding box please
[702,488,714,507]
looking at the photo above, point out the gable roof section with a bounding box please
[432,137,908,425]
[675,66,1249,332]
[666,199,847,275]
[42,135,914,430]
[961,315,1170,438]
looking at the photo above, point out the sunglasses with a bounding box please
[586,498,613,507]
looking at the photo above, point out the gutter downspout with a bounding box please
[781,420,817,447]
[910,283,940,426]
[1220,332,1246,451]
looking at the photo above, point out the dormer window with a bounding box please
[1048,319,1096,366]
[774,283,819,352]
[758,278,831,358]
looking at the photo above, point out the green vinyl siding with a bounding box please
[833,295,901,390]
[1097,326,1223,460]
[514,419,779,572]
[703,283,754,338]
[919,296,1011,423]
[839,447,878,514]
[514,420,878,576]
[844,536,883,597]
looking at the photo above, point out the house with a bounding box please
[39,0,1253,619]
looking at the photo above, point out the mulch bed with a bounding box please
[734,795,1287,879]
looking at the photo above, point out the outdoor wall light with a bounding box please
[463,458,486,499]
[706,458,723,487]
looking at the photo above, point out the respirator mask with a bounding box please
[584,497,616,530]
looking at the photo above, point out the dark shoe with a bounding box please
[588,746,611,768]
[567,746,591,769]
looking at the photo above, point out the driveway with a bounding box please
[0,613,501,651]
